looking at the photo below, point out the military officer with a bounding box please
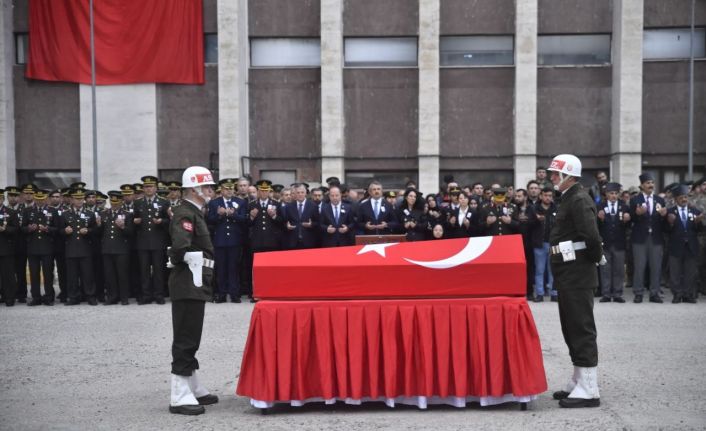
[248,180,282,252]
[479,187,519,236]
[134,175,171,304]
[596,183,630,303]
[0,189,19,306]
[167,166,218,416]
[207,178,248,303]
[120,184,141,300]
[48,189,68,302]
[665,185,704,303]
[23,190,59,305]
[547,154,603,408]
[7,185,29,302]
[61,189,98,305]
[84,190,105,301]
[167,181,182,207]
[99,191,134,305]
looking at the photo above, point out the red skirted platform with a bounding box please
[236,297,547,408]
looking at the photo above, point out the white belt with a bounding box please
[551,241,586,255]
[203,258,215,269]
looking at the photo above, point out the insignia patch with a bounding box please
[182,221,193,232]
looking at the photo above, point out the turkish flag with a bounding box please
[253,235,526,300]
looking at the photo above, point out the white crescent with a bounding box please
[403,236,493,269]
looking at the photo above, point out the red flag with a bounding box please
[253,235,527,300]
[26,0,204,85]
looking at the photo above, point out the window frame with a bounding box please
[343,36,419,69]
[643,27,706,62]
[537,33,612,67]
[249,37,322,69]
[439,34,515,68]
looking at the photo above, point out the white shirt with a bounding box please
[458,206,468,226]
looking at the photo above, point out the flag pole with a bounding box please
[90,0,98,189]
[687,0,695,181]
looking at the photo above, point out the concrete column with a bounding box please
[514,0,538,189]
[79,84,158,191]
[218,0,249,179]
[320,0,345,184]
[0,0,16,186]
[418,0,440,195]
[611,0,643,187]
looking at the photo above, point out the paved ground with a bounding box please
[1,291,705,431]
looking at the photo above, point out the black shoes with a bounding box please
[633,295,643,303]
[155,297,166,305]
[121,300,130,305]
[65,299,80,306]
[649,296,663,304]
[5,300,15,307]
[138,299,152,305]
[559,397,600,408]
[599,296,611,303]
[197,394,219,405]
[683,297,697,304]
[672,296,682,304]
[214,296,227,304]
[17,297,27,303]
[533,296,544,303]
[28,298,43,306]
[169,405,205,415]
[552,390,570,400]
[231,297,242,303]
[550,296,558,302]
[613,297,625,303]
[87,298,98,306]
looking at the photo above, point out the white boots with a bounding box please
[170,374,204,415]
[189,370,219,405]
[558,366,601,408]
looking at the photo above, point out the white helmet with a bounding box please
[181,166,216,188]
[547,154,582,177]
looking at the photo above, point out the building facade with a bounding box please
[1,0,705,193]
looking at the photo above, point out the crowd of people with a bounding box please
[0,167,704,307]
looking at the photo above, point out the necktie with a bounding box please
[334,205,339,225]
[611,203,616,215]
[647,195,652,215]
[681,208,687,227]
[373,200,379,218]
[298,202,303,218]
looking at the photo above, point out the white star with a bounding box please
[357,242,398,257]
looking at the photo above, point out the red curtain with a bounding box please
[26,0,204,85]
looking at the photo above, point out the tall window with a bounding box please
[643,28,706,60]
[344,37,418,67]
[15,33,28,65]
[250,38,321,67]
[538,35,611,66]
[440,36,514,66]
[204,33,218,64]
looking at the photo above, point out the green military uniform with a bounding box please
[550,183,603,368]
[168,199,214,377]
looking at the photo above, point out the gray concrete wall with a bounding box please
[644,0,706,27]
[249,0,320,36]
[14,67,80,170]
[537,67,612,168]
[157,66,219,170]
[440,68,514,158]
[440,0,514,35]
[249,69,321,159]
[344,0,419,36]
[642,61,706,165]
[203,0,218,33]
[344,69,418,158]
[538,0,613,33]
[12,0,28,32]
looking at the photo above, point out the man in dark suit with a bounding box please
[61,189,98,305]
[596,183,631,303]
[320,185,355,247]
[0,189,19,306]
[48,189,68,302]
[357,180,398,235]
[133,175,171,304]
[665,185,704,303]
[629,173,668,303]
[284,183,320,249]
[23,190,59,306]
[100,191,134,305]
[207,179,248,303]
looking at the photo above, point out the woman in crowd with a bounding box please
[446,191,479,238]
[397,188,427,241]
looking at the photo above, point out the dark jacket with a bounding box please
[319,202,355,247]
[629,193,667,245]
[168,200,214,302]
[597,199,630,250]
[133,196,170,250]
[445,206,479,238]
[60,208,97,258]
[665,205,703,258]
[357,198,399,235]
[248,199,283,251]
[283,199,320,249]
[396,206,428,241]
[99,208,134,255]
[528,202,557,249]
[22,205,59,256]
[0,206,19,256]
[478,202,519,236]
[207,196,249,248]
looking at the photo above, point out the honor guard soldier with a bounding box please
[547,154,603,408]
[100,191,134,305]
[248,180,283,256]
[61,189,98,305]
[629,173,668,303]
[284,183,320,249]
[23,190,59,305]
[168,166,218,415]
[0,189,19,306]
[134,175,171,304]
[48,190,68,302]
[596,183,630,303]
[357,181,399,235]
[479,187,519,236]
[207,178,248,303]
[665,185,704,303]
